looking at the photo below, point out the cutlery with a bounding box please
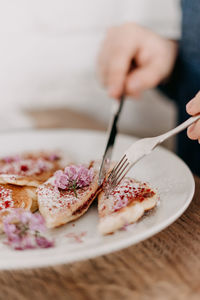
[105,114,200,193]
[98,95,124,185]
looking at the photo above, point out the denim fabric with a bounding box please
[160,0,200,175]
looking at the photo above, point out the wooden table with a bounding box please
[2,109,200,300]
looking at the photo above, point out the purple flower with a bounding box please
[77,167,94,187]
[12,235,35,250]
[35,236,54,248]
[64,165,78,182]
[48,154,60,161]
[54,170,69,189]
[37,159,48,172]
[53,165,94,192]
[19,210,32,224]
[2,155,21,163]
[3,209,54,250]
[2,157,13,163]
[3,222,17,239]
[29,213,46,232]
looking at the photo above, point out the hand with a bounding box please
[186,91,200,142]
[97,23,178,99]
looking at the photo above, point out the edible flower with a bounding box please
[54,165,94,197]
[2,155,21,163]
[3,209,54,250]
[48,154,60,161]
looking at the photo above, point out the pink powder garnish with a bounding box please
[3,209,54,250]
[112,178,148,212]
[114,197,128,211]
[0,186,14,211]
[0,157,53,176]
[65,231,87,243]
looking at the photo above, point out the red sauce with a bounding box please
[4,200,11,208]
[72,186,102,216]
[20,165,29,172]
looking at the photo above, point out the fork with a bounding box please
[105,114,200,193]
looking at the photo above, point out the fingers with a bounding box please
[97,23,177,100]
[186,91,200,140]
[186,91,200,115]
[98,47,135,99]
[107,55,132,99]
[125,64,161,96]
[187,120,200,140]
[97,26,137,99]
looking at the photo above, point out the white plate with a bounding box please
[0,129,195,270]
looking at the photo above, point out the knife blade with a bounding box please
[98,95,124,185]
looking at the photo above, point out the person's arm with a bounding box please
[97,22,178,99]
[98,22,200,143]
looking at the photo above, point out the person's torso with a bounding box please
[181,0,200,65]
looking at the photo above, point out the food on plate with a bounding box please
[3,209,54,250]
[98,177,158,235]
[0,184,37,212]
[0,151,71,187]
[0,147,159,242]
[0,184,37,231]
[37,161,101,228]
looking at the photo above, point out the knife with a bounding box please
[98,95,125,185]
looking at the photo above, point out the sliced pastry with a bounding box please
[0,184,38,231]
[98,177,158,235]
[37,161,101,228]
[0,150,72,187]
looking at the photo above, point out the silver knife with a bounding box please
[98,95,124,185]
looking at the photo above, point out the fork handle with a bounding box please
[159,114,200,143]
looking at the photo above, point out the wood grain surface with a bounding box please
[1,110,199,300]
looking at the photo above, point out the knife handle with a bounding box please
[111,95,124,115]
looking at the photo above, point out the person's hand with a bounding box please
[97,23,178,99]
[186,91,200,142]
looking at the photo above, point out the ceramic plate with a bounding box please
[0,129,195,270]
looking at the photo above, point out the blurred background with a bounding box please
[0,0,181,149]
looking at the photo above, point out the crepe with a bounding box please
[0,150,72,187]
[98,177,158,235]
[37,161,101,228]
[0,184,38,231]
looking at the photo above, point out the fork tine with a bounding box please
[112,154,127,173]
[113,164,131,187]
[104,163,129,196]
[111,161,130,186]
[107,155,127,182]
[105,154,131,195]
[104,156,127,196]
[107,157,126,182]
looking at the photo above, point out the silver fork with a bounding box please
[105,114,200,193]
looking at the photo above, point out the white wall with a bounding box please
[0,0,181,135]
